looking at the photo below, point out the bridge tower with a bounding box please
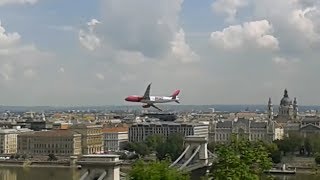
[170,136,213,172]
[77,154,122,180]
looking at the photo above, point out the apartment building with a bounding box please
[102,127,128,152]
[17,130,82,156]
[129,122,208,142]
[0,129,17,154]
[70,124,104,154]
[0,128,33,155]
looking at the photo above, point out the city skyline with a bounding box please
[0,0,319,106]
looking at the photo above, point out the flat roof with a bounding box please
[82,154,120,158]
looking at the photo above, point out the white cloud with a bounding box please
[100,0,184,58]
[210,20,279,51]
[23,69,36,78]
[114,51,148,65]
[48,25,75,32]
[0,0,37,6]
[79,19,101,51]
[252,0,320,46]
[0,63,13,81]
[81,0,198,66]
[171,28,199,63]
[0,21,53,83]
[87,19,101,31]
[272,56,300,73]
[290,7,320,41]
[272,56,290,67]
[0,21,21,47]
[272,56,300,66]
[5,0,320,105]
[58,67,65,73]
[120,73,136,82]
[212,0,248,22]
[95,73,105,80]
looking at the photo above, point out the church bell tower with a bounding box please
[267,97,273,120]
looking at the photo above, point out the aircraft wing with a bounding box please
[151,104,162,111]
[143,83,151,100]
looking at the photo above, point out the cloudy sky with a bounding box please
[0,0,319,106]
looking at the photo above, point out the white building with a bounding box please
[103,127,128,152]
[129,122,209,142]
[0,128,33,155]
[274,124,284,140]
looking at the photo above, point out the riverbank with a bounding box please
[0,160,72,168]
[0,159,133,170]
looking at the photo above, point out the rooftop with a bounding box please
[19,130,79,137]
[102,127,128,133]
[132,121,208,126]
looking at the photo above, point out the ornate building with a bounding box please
[209,118,275,143]
[268,89,299,123]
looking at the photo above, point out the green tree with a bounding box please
[123,142,151,157]
[304,137,312,156]
[211,137,272,180]
[14,154,20,159]
[123,142,136,152]
[270,150,282,164]
[309,134,320,153]
[146,134,165,151]
[134,143,151,157]
[274,138,294,156]
[127,159,190,180]
[288,132,303,154]
[263,142,282,164]
[155,133,184,161]
[314,153,320,165]
[22,154,27,160]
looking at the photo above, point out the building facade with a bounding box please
[71,124,104,154]
[268,89,299,123]
[274,123,284,140]
[299,116,320,137]
[129,122,208,142]
[209,118,275,143]
[0,129,18,154]
[103,127,128,152]
[17,130,82,156]
[0,128,33,155]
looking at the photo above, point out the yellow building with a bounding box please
[0,129,18,154]
[71,124,103,154]
[17,130,82,156]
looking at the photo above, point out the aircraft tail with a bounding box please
[170,90,180,100]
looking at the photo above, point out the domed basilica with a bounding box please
[267,89,299,123]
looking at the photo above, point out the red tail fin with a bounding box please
[170,90,180,99]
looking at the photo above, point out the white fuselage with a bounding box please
[141,96,178,104]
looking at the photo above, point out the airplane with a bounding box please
[124,83,180,111]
